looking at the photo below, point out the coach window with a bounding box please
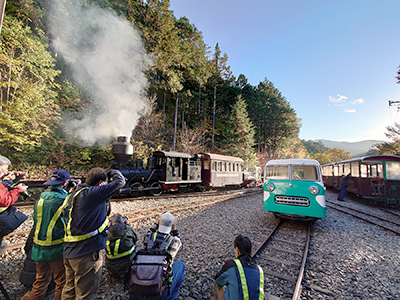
[351,162,359,177]
[344,163,350,176]
[370,164,379,177]
[377,164,383,178]
[204,161,210,170]
[386,161,400,180]
[360,164,368,178]
[333,165,339,176]
[212,161,217,171]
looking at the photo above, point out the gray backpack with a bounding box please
[128,248,172,297]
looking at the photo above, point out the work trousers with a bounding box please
[30,259,65,300]
[338,185,347,200]
[61,250,103,300]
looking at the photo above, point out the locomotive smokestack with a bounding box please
[112,136,134,166]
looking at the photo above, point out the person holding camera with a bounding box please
[105,213,138,278]
[0,155,28,254]
[61,168,125,300]
[28,170,74,300]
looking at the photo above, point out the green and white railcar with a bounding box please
[263,159,326,220]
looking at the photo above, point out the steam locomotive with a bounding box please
[110,136,250,197]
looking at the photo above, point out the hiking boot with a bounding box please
[0,240,9,255]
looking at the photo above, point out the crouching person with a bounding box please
[214,235,264,300]
[105,213,138,278]
[129,212,185,300]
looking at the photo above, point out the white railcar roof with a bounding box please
[153,151,193,158]
[265,158,321,166]
[200,153,244,163]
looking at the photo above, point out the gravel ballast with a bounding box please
[0,189,398,299]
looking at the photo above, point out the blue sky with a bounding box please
[169,0,400,142]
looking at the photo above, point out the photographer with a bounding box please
[0,155,28,207]
[62,168,125,300]
[0,155,28,254]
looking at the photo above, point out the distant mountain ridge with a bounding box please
[316,139,383,156]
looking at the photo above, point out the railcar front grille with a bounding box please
[275,196,310,207]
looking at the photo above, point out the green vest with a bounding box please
[31,187,68,261]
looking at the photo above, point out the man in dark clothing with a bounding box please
[338,173,351,201]
[214,235,264,300]
[61,168,125,300]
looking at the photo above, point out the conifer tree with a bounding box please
[223,95,257,166]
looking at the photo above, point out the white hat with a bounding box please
[159,212,174,234]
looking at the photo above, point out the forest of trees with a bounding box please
[0,0,398,177]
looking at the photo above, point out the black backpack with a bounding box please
[128,248,173,298]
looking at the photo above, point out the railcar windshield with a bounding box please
[292,165,318,181]
[386,161,400,180]
[266,165,289,180]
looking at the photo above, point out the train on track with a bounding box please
[110,136,261,197]
[321,155,400,206]
[263,159,326,221]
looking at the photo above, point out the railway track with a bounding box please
[13,186,247,210]
[326,200,400,236]
[252,219,330,300]
[4,189,261,251]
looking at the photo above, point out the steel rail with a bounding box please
[327,203,400,236]
[327,200,400,227]
[252,220,313,300]
[292,224,311,300]
[4,190,261,252]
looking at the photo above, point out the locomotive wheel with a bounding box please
[149,182,163,196]
[178,185,189,193]
[130,182,144,197]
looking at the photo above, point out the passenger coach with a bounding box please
[263,159,326,220]
[321,155,400,206]
[199,153,243,187]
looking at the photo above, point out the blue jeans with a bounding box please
[129,260,185,300]
[161,261,185,300]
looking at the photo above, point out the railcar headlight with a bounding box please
[266,183,275,192]
[309,186,319,195]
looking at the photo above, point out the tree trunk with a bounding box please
[173,93,178,151]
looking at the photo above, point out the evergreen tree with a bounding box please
[222,95,257,166]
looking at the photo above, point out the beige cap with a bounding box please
[159,212,174,234]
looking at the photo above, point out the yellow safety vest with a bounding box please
[233,259,264,300]
[33,197,66,246]
[64,187,109,243]
[106,238,136,259]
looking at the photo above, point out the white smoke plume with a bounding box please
[49,0,153,145]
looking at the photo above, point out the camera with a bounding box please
[66,178,80,191]
[3,174,32,199]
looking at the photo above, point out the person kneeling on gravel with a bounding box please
[128,212,185,300]
[105,213,138,278]
[214,234,264,300]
